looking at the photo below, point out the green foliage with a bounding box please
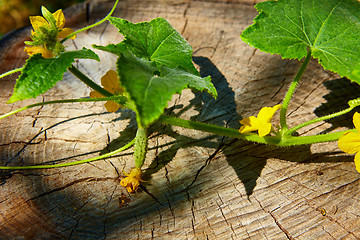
[108,17,199,75]
[8,48,99,103]
[117,51,216,126]
[241,0,360,83]
[350,64,360,82]
[95,17,217,127]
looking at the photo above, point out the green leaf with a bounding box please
[350,64,360,82]
[94,17,217,126]
[93,43,126,56]
[104,17,199,75]
[8,48,99,103]
[117,51,217,127]
[241,0,360,82]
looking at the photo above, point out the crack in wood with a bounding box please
[28,177,117,202]
[102,185,117,240]
[253,196,293,240]
[181,19,188,36]
[166,196,176,228]
[139,184,163,205]
[247,48,257,65]
[211,30,224,59]
[12,128,46,161]
[216,196,236,236]
[187,141,226,189]
[67,199,91,240]
[0,140,42,146]
[32,96,45,127]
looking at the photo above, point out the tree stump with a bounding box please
[1,0,360,239]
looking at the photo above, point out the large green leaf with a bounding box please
[8,48,99,103]
[105,17,199,75]
[117,51,217,127]
[94,17,217,126]
[351,65,360,82]
[241,0,360,82]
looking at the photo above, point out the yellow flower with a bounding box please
[239,104,281,137]
[338,112,360,173]
[29,9,76,40]
[120,168,145,193]
[24,46,54,58]
[90,70,124,112]
[24,8,76,58]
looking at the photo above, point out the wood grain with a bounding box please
[0,0,360,239]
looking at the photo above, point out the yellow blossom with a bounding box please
[90,70,124,112]
[239,104,281,137]
[25,8,76,58]
[120,168,145,193]
[29,9,76,40]
[338,112,360,173]
[24,46,54,58]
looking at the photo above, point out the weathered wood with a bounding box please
[1,0,360,239]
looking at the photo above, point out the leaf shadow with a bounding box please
[314,77,360,133]
[141,56,261,194]
[141,57,360,198]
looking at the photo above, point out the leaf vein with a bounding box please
[316,25,352,48]
[284,14,310,45]
[300,0,312,45]
[319,46,358,55]
[320,49,347,70]
[274,22,308,45]
[151,31,177,59]
[313,0,343,46]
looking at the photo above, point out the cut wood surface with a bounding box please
[1,0,360,239]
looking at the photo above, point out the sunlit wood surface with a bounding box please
[0,0,359,239]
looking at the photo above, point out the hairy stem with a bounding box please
[280,51,312,130]
[0,138,135,170]
[158,115,279,145]
[286,106,354,136]
[158,114,352,146]
[0,67,23,80]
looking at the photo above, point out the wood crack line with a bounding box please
[187,141,226,188]
[27,177,116,202]
[253,196,293,240]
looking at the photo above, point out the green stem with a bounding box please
[158,114,352,146]
[0,67,23,79]
[68,65,113,97]
[0,138,135,170]
[0,96,126,120]
[280,51,312,131]
[279,130,355,146]
[60,0,120,43]
[286,106,354,136]
[158,115,279,145]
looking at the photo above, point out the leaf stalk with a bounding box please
[68,65,113,97]
[280,50,312,131]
